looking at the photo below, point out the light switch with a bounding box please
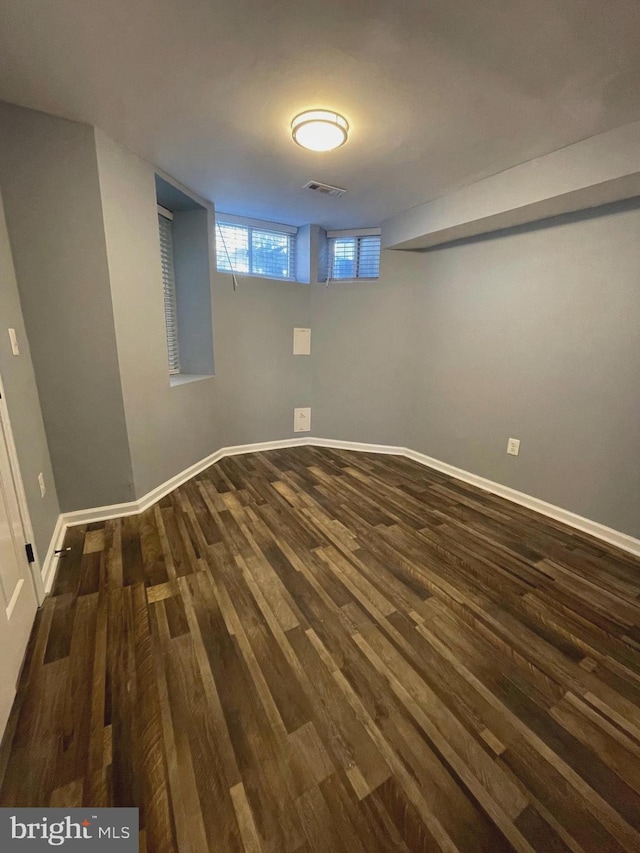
[294,407,311,432]
[293,327,311,355]
[8,328,19,356]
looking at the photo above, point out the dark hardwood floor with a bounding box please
[1,447,640,852]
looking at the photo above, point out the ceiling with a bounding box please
[1,0,639,229]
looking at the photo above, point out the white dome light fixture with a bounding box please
[291,109,349,152]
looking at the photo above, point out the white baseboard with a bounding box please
[41,513,67,595]
[42,438,310,591]
[58,438,313,529]
[42,436,640,592]
[400,446,640,558]
[310,437,407,456]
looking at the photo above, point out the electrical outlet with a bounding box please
[294,407,311,432]
[8,328,19,356]
[293,327,311,355]
[38,472,46,497]
[507,437,520,457]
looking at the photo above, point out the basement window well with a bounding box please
[155,175,215,384]
[216,213,297,281]
[325,229,381,281]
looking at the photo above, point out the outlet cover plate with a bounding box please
[507,437,520,456]
[293,327,311,355]
[294,407,311,432]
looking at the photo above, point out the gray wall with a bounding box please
[95,129,311,501]
[173,208,215,376]
[0,188,59,562]
[409,202,640,537]
[0,103,135,511]
[311,201,640,538]
[310,249,422,446]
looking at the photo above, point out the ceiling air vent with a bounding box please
[303,180,346,198]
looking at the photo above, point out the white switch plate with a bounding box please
[293,327,311,355]
[294,407,311,432]
[507,437,520,456]
[38,472,46,497]
[8,328,19,356]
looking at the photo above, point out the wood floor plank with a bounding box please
[2,447,640,851]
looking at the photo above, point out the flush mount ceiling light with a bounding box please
[291,110,349,152]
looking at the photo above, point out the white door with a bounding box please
[0,407,38,737]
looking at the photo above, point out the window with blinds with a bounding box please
[329,234,381,280]
[158,212,180,374]
[216,218,296,280]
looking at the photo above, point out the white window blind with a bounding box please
[216,218,296,280]
[329,234,381,280]
[158,212,180,374]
